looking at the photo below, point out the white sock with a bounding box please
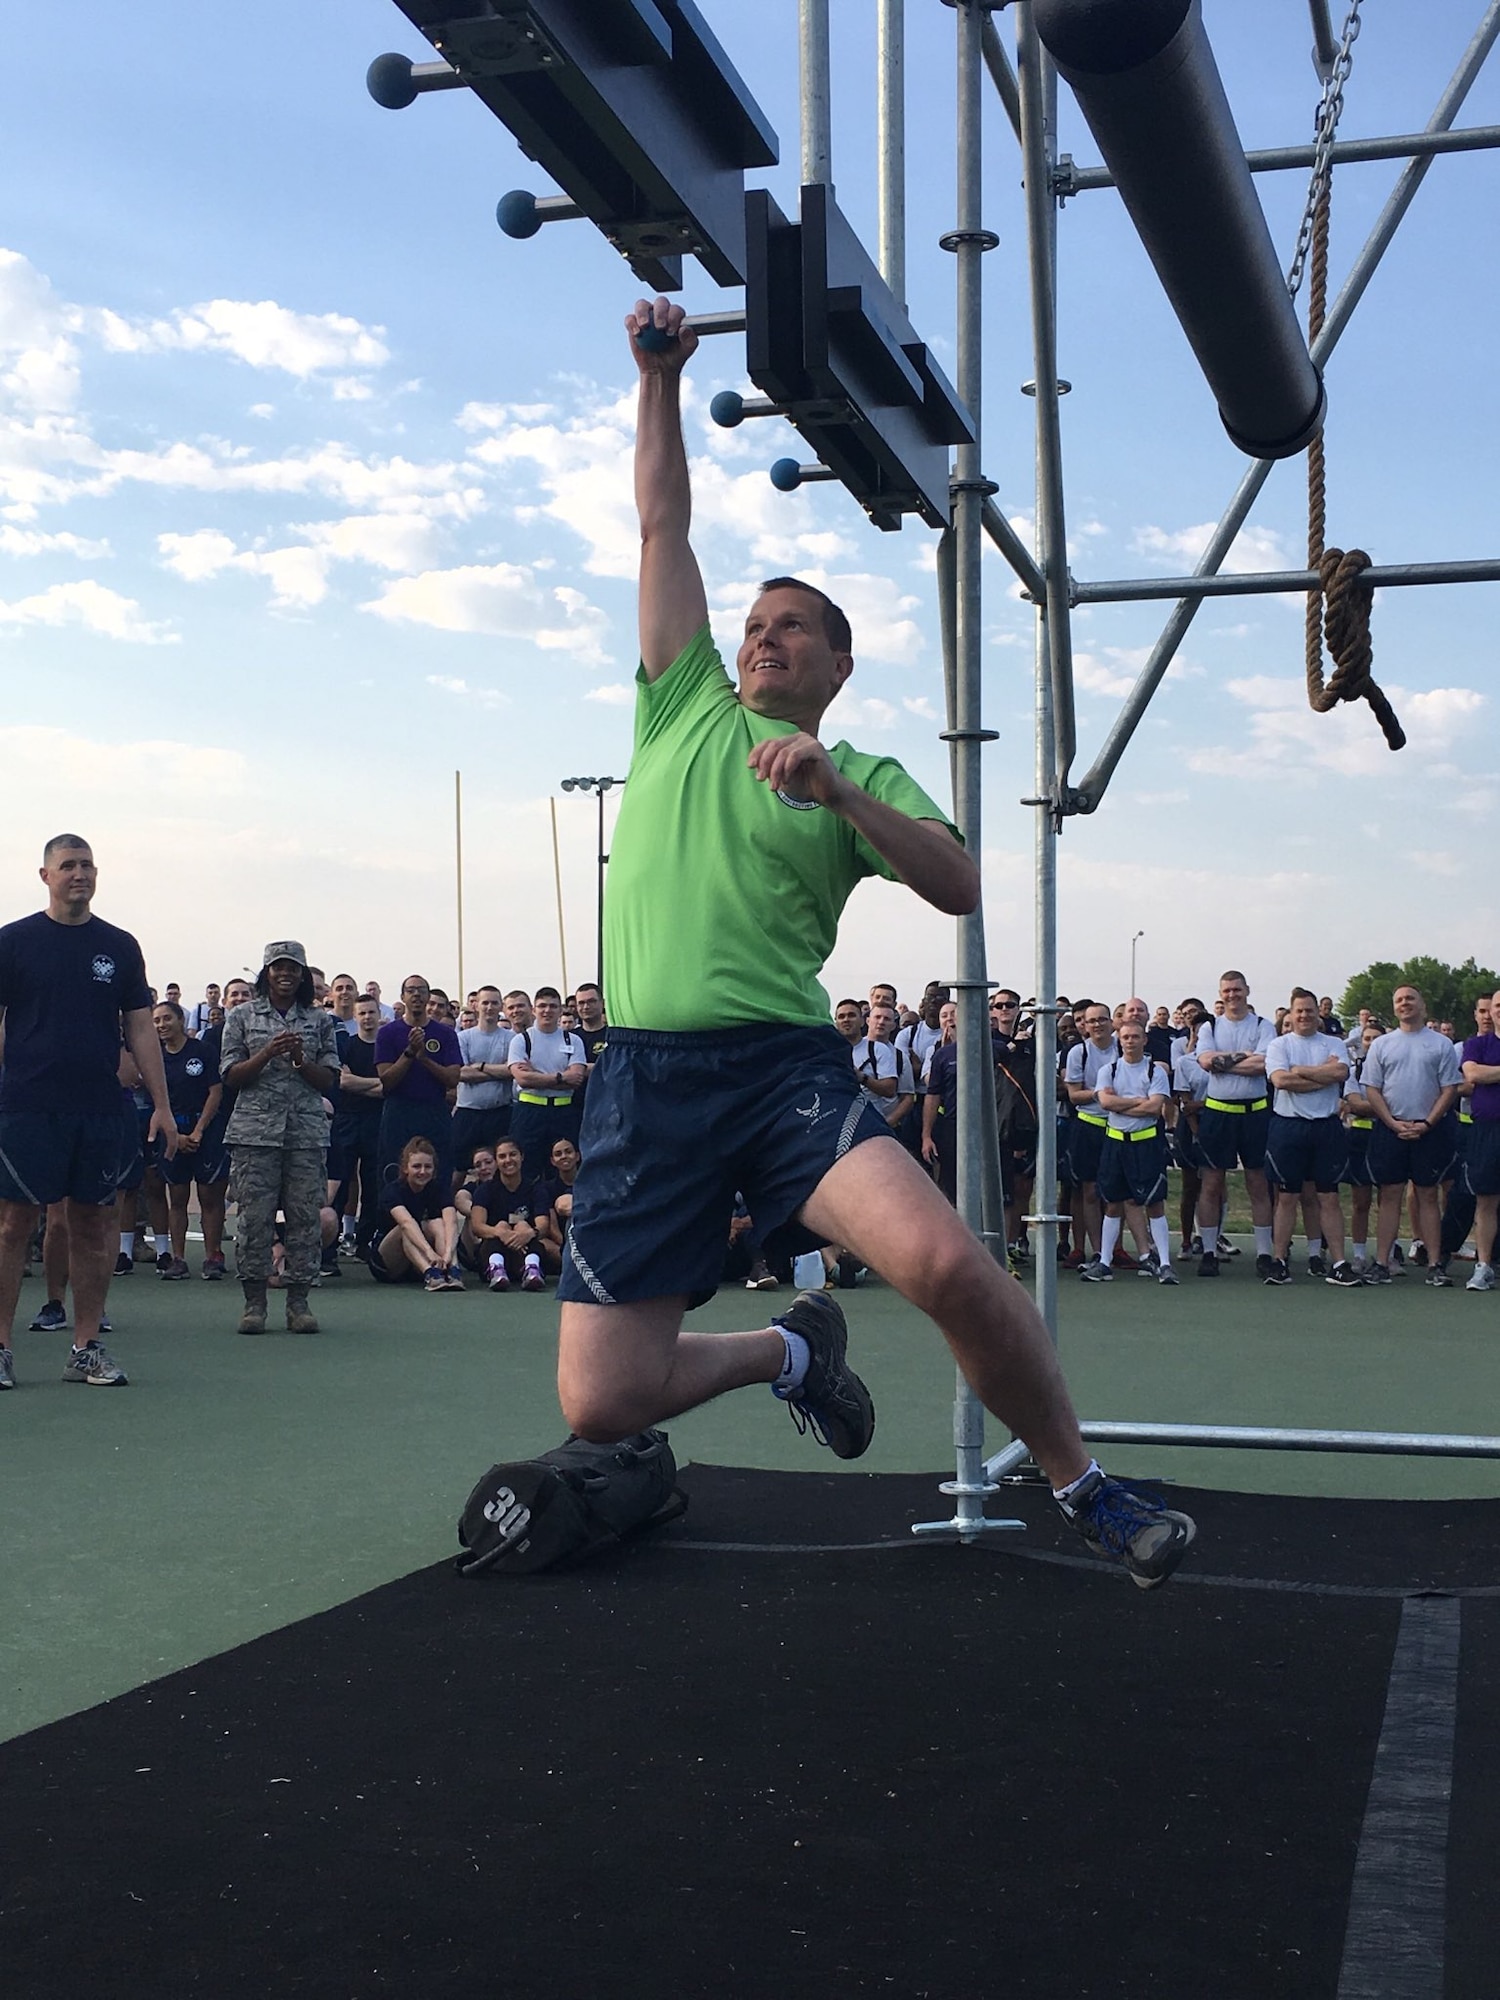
[1149,1215,1172,1266]
[341,1216,356,1239]
[1254,1225,1274,1256]
[1354,1242,1368,1265]
[773,1328,811,1394]
[119,1233,132,1255]
[1307,1237,1322,1260]
[1100,1215,1121,1267]
[1053,1457,1102,1504]
[1201,1223,1219,1254]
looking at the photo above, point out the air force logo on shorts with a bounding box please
[91,954,116,983]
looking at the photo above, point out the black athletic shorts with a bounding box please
[1461,1118,1500,1198]
[1265,1112,1348,1194]
[0,1110,120,1207]
[1197,1098,1270,1172]
[1367,1114,1458,1190]
[1096,1126,1168,1208]
[1343,1120,1373,1188]
[559,1023,895,1310]
[1066,1116,1107,1187]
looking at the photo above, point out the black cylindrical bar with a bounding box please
[1035,0,1324,458]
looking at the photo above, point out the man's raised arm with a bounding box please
[628,297,709,680]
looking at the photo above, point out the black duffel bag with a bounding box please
[456,1430,687,1577]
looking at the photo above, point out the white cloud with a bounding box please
[157,529,326,608]
[98,297,389,381]
[0,723,242,795]
[1132,520,1295,575]
[825,693,898,733]
[0,523,109,557]
[903,695,939,721]
[363,562,611,664]
[1187,676,1486,781]
[585,684,635,706]
[1410,850,1460,877]
[0,250,81,413]
[425,673,510,711]
[0,578,174,642]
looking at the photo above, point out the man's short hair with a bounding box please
[503,989,530,1006]
[428,988,449,1004]
[332,972,356,985]
[535,985,562,1004]
[574,981,602,1000]
[476,984,501,999]
[757,576,852,654]
[1220,969,1249,988]
[1289,986,1318,1007]
[42,833,91,864]
[834,998,862,1013]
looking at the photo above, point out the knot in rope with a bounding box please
[1306,548,1406,750]
[1301,126,1405,753]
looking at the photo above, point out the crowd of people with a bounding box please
[12,933,1493,1390]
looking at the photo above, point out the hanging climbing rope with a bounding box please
[1292,0,1406,751]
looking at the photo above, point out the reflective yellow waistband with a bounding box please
[516,1091,572,1106]
[1106,1124,1162,1142]
[1460,1110,1474,1125]
[1076,1111,1107,1128]
[1204,1096,1268,1115]
[1350,1117,1373,1131]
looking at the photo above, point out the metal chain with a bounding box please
[1286,0,1364,299]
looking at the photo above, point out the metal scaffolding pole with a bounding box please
[1062,120,1500,190]
[1068,0,1500,813]
[912,0,1022,1548]
[1071,555,1500,604]
[876,0,906,304]
[799,0,832,187]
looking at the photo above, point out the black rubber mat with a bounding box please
[4,1471,1495,1999]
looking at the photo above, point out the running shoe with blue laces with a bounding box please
[28,1299,68,1332]
[1055,1466,1195,1590]
[772,1291,875,1459]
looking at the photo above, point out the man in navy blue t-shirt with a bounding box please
[0,834,176,1388]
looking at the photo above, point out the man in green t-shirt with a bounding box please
[551,297,1195,1590]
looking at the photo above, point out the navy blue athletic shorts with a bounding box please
[1197,1098,1270,1172]
[1265,1112,1348,1193]
[1171,1112,1204,1173]
[1463,1118,1500,1197]
[158,1126,230,1188]
[115,1098,144,1193]
[559,1023,896,1309]
[1342,1121,1373,1188]
[1096,1126,1168,1208]
[0,1111,120,1207]
[1367,1114,1458,1190]
[1066,1116,1107,1186]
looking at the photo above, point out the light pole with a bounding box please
[1130,929,1145,999]
[560,776,626,995]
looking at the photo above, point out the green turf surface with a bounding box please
[4,1252,1498,1742]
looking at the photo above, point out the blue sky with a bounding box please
[1,0,1493,1016]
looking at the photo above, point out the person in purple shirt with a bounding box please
[1460,987,1500,1292]
[374,972,462,1183]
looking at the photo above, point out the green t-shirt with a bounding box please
[604,626,959,1031]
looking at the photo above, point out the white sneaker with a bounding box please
[1466,1263,1495,1292]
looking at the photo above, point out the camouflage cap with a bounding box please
[262,939,308,969]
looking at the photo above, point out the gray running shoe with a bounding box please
[62,1341,128,1386]
[1425,1265,1453,1289]
[772,1291,875,1460]
[1056,1467,1196,1590]
[29,1299,68,1332]
[1157,1265,1180,1286]
[1079,1259,1113,1282]
[1364,1262,1393,1286]
[1139,1248,1160,1279]
[0,1346,14,1390]
[1466,1263,1496,1292]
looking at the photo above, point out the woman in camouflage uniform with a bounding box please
[220,941,340,1334]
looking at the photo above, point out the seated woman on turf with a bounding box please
[454,1143,499,1270]
[370,1137,463,1292]
[468,1137,546,1293]
[532,1136,581,1273]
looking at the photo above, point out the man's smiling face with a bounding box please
[735,587,852,725]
